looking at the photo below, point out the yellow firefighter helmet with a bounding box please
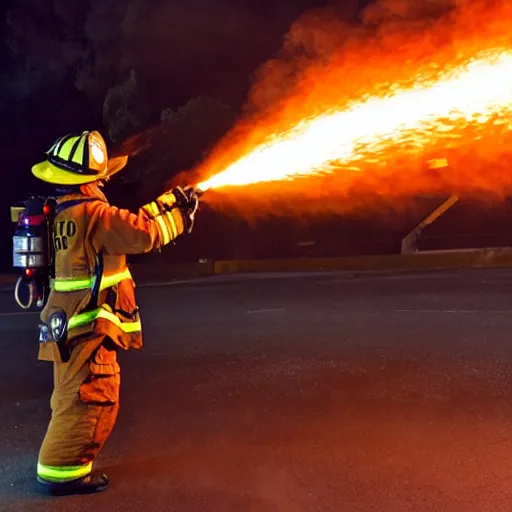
[32,130,128,185]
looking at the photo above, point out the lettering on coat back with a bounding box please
[53,220,78,252]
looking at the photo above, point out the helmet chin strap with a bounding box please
[55,186,82,196]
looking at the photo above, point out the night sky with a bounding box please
[0,0,373,267]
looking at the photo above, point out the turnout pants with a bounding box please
[37,335,121,483]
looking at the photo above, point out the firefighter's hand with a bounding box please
[171,186,199,234]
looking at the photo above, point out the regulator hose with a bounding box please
[14,277,34,310]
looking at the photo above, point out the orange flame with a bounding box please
[195,1,512,201]
[197,48,512,192]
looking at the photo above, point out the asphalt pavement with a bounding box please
[1,268,512,511]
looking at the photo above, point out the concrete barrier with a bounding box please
[214,248,512,275]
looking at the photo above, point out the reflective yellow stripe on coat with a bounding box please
[52,268,132,292]
[52,268,140,334]
[68,307,141,333]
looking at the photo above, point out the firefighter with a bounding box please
[30,130,200,495]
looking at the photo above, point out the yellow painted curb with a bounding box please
[214,248,512,275]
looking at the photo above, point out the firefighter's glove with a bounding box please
[171,186,199,234]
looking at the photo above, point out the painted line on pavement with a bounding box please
[247,308,285,315]
[395,309,512,314]
[0,311,39,317]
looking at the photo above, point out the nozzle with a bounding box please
[183,185,205,198]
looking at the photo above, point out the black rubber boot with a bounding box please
[36,471,109,496]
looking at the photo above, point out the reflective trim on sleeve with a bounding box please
[37,462,93,483]
[141,201,159,218]
[142,198,182,244]
[164,212,179,239]
[155,215,172,245]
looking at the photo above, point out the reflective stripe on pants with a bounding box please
[38,335,120,480]
[37,462,92,483]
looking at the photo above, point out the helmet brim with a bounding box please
[31,160,98,185]
[105,155,129,179]
[32,156,129,185]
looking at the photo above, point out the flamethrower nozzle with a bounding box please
[191,186,205,197]
[180,184,206,199]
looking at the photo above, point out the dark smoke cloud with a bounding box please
[243,0,467,117]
